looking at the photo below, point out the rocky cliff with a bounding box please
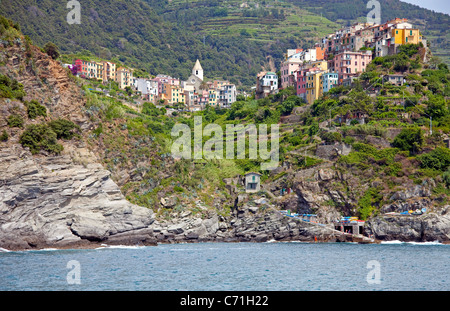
[0,145,156,250]
[0,36,159,250]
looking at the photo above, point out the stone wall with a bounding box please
[315,143,352,160]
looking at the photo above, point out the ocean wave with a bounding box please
[96,244,147,250]
[380,240,404,244]
[0,247,11,252]
[407,241,445,246]
[381,240,446,245]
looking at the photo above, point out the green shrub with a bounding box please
[7,114,24,128]
[19,124,63,155]
[48,118,79,140]
[25,100,47,119]
[289,136,302,146]
[279,95,303,115]
[142,102,162,116]
[392,127,423,154]
[174,186,184,193]
[418,147,450,172]
[443,168,450,188]
[93,123,103,137]
[308,122,319,137]
[0,74,26,99]
[0,130,8,142]
[320,131,342,144]
[358,187,383,220]
[43,42,60,60]
[343,136,355,145]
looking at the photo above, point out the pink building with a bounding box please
[296,67,320,99]
[152,75,180,97]
[333,51,372,83]
[280,59,303,89]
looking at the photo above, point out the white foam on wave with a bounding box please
[0,247,11,252]
[95,244,147,250]
[407,241,444,246]
[381,240,445,245]
[380,240,404,244]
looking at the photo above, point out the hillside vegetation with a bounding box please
[0,12,449,223]
[0,0,341,88]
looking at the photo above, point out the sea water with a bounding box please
[0,242,448,291]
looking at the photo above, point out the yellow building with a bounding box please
[208,88,217,106]
[86,61,97,79]
[102,61,116,82]
[95,62,104,82]
[305,70,324,105]
[164,84,185,106]
[392,28,422,45]
[116,67,134,89]
[310,60,328,71]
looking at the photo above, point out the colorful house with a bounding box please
[218,84,237,107]
[208,88,217,106]
[280,58,303,89]
[95,62,104,82]
[391,28,422,45]
[244,172,262,193]
[116,67,134,89]
[296,67,320,100]
[164,84,185,106]
[333,51,372,83]
[255,71,278,99]
[305,70,324,105]
[102,61,116,82]
[322,72,339,93]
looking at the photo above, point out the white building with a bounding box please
[256,71,278,99]
[218,84,237,107]
[244,172,261,193]
[322,72,339,93]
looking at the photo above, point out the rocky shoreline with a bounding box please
[1,143,450,252]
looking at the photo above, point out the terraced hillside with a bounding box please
[0,0,339,88]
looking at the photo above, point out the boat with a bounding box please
[412,209,423,215]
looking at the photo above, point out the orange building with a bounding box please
[315,46,325,61]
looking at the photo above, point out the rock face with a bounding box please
[366,206,450,242]
[0,146,156,250]
[150,199,342,244]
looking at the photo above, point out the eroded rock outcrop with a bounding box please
[0,145,156,250]
[366,206,450,242]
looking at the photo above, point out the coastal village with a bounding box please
[1,1,449,254]
[67,17,426,110]
[63,17,432,243]
[257,17,427,103]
